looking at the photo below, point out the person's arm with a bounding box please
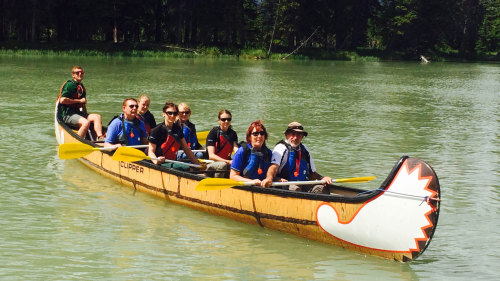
[305,148,332,184]
[180,138,201,166]
[309,171,332,184]
[262,163,280,187]
[104,120,121,148]
[207,145,231,164]
[230,169,261,185]
[232,141,239,154]
[59,96,86,105]
[104,142,120,148]
[148,142,165,165]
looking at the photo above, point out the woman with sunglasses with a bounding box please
[148,102,202,171]
[176,102,204,159]
[137,94,156,135]
[104,98,148,148]
[230,120,272,185]
[205,109,239,177]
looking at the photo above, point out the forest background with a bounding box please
[1,0,499,61]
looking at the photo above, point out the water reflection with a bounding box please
[56,158,418,280]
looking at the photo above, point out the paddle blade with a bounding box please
[112,146,151,162]
[58,143,96,159]
[195,178,245,191]
[197,130,209,146]
[334,176,376,183]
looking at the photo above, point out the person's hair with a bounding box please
[138,94,150,103]
[162,101,178,113]
[246,120,268,143]
[71,65,83,73]
[179,102,191,112]
[218,109,232,119]
[123,98,138,107]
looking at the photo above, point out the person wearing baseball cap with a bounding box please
[261,121,333,193]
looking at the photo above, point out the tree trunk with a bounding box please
[459,0,481,55]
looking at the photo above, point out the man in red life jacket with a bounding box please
[58,66,104,140]
[262,122,332,193]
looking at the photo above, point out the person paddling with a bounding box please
[205,109,239,177]
[104,98,148,148]
[148,102,202,171]
[137,94,156,135]
[262,122,332,193]
[230,120,272,186]
[176,102,204,159]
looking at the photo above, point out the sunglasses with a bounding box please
[220,118,232,122]
[165,111,179,116]
[73,71,84,75]
[179,111,191,115]
[251,131,266,136]
[128,104,138,109]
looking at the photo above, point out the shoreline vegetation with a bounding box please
[1,42,498,62]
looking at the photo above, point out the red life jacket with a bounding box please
[215,132,233,160]
[160,134,181,160]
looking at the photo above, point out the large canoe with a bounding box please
[54,104,440,262]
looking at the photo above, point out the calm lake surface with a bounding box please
[0,55,498,280]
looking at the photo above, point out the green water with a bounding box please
[0,56,499,280]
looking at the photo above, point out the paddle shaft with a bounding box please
[258,180,325,186]
[243,178,373,186]
[147,156,201,168]
[101,144,148,151]
[195,176,375,191]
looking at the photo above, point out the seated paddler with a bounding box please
[148,102,202,171]
[230,120,272,186]
[262,122,333,193]
[104,98,148,148]
[176,102,205,160]
[205,109,239,177]
[137,94,156,135]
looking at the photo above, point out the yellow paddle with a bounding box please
[195,176,376,191]
[112,146,202,168]
[196,130,209,146]
[58,143,148,159]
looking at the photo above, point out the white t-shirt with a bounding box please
[271,140,316,175]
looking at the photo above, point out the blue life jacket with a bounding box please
[109,114,144,146]
[182,123,197,150]
[240,142,272,180]
[277,140,311,181]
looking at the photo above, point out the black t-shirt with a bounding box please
[206,126,238,148]
[149,122,184,156]
[138,110,156,133]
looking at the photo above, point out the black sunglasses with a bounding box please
[220,118,232,122]
[165,111,178,116]
[179,111,191,115]
[251,131,266,136]
[128,104,138,108]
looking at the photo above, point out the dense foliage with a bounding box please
[0,0,498,59]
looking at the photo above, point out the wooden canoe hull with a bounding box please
[55,106,440,262]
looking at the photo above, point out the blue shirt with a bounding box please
[105,114,147,146]
[231,143,271,180]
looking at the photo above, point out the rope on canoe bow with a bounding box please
[356,189,441,204]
